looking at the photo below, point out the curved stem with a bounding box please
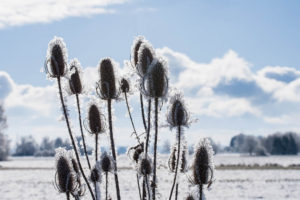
[125,92,141,144]
[105,172,108,200]
[57,77,95,200]
[137,173,142,200]
[140,93,147,132]
[145,99,152,156]
[175,183,179,200]
[107,99,121,200]
[152,97,159,200]
[169,126,181,200]
[75,94,91,170]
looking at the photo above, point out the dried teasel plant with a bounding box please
[191,138,215,200]
[46,37,95,200]
[100,152,114,200]
[96,57,121,200]
[137,154,153,200]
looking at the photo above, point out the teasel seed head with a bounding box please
[168,144,177,172]
[137,154,152,176]
[192,138,214,185]
[167,92,190,129]
[90,162,102,183]
[142,58,169,98]
[100,152,114,173]
[96,58,119,100]
[127,143,144,164]
[87,103,105,134]
[186,194,195,200]
[131,36,145,67]
[69,59,83,95]
[120,78,130,93]
[180,142,188,173]
[136,42,155,77]
[46,37,67,78]
[54,148,76,193]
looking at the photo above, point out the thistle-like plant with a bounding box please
[96,57,121,200]
[100,152,114,200]
[90,162,102,200]
[167,93,190,200]
[191,138,215,200]
[137,154,153,200]
[45,37,95,200]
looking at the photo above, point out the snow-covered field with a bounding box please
[1,154,300,199]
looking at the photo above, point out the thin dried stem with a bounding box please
[66,192,70,200]
[137,174,142,200]
[75,94,91,169]
[57,77,95,200]
[199,183,203,200]
[105,172,108,200]
[95,133,98,162]
[175,183,179,200]
[169,126,182,200]
[140,93,147,132]
[152,97,159,200]
[107,99,121,200]
[145,99,152,155]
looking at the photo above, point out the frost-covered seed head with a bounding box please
[137,42,155,76]
[88,104,104,134]
[98,58,118,100]
[138,156,152,175]
[69,60,82,94]
[186,194,195,200]
[100,152,113,173]
[180,145,188,173]
[168,145,177,172]
[120,78,130,93]
[143,59,168,98]
[167,93,189,128]
[192,138,214,185]
[131,36,145,67]
[46,37,67,77]
[55,153,75,193]
[90,166,101,182]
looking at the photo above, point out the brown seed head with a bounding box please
[88,104,103,134]
[90,167,101,182]
[101,152,113,173]
[168,145,177,172]
[69,64,82,94]
[120,78,130,93]
[138,157,152,175]
[98,58,117,100]
[56,156,75,193]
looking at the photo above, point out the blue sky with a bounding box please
[1,0,300,147]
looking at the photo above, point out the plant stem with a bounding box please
[95,133,98,162]
[140,93,147,132]
[57,77,95,200]
[145,99,152,155]
[168,126,182,200]
[137,174,142,200]
[152,97,159,200]
[199,183,203,200]
[175,183,179,200]
[75,94,91,170]
[125,92,141,144]
[107,99,121,200]
[66,192,70,200]
[105,172,108,200]
[145,175,151,200]
[142,177,146,200]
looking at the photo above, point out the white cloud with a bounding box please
[0,0,127,28]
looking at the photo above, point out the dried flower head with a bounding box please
[180,142,188,173]
[68,59,83,94]
[46,37,68,78]
[186,194,195,200]
[127,143,144,163]
[137,155,152,176]
[167,93,189,128]
[192,138,214,185]
[120,78,130,93]
[100,152,114,173]
[142,58,169,98]
[168,144,177,172]
[54,148,76,193]
[90,162,102,183]
[136,42,155,77]
[87,103,105,134]
[131,36,145,67]
[96,58,119,100]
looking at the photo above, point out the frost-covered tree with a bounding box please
[0,103,9,161]
[14,136,38,156]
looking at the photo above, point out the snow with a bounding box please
[0,154,300,199]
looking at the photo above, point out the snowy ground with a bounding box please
[0,154,300,200]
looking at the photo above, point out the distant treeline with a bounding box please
[227,132,300,156]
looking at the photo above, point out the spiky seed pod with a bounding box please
[131,36,145,67]
[90,163,102,183]
[46,37,67,77]
[55,149,76,193]
[100,152,113,173]
[180,144,188,173]
[186,194,195,200]
[167,93,189,128]
[69,59,83,94]
[168,145,177,172]
[120,78,130,93]
[138,155,152,176]
[142,58,168,98]
[97,58,119,100]
[192,138,215,185]
[136,42,155,77]
[87,104,105,134]
[127,143,144,163]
